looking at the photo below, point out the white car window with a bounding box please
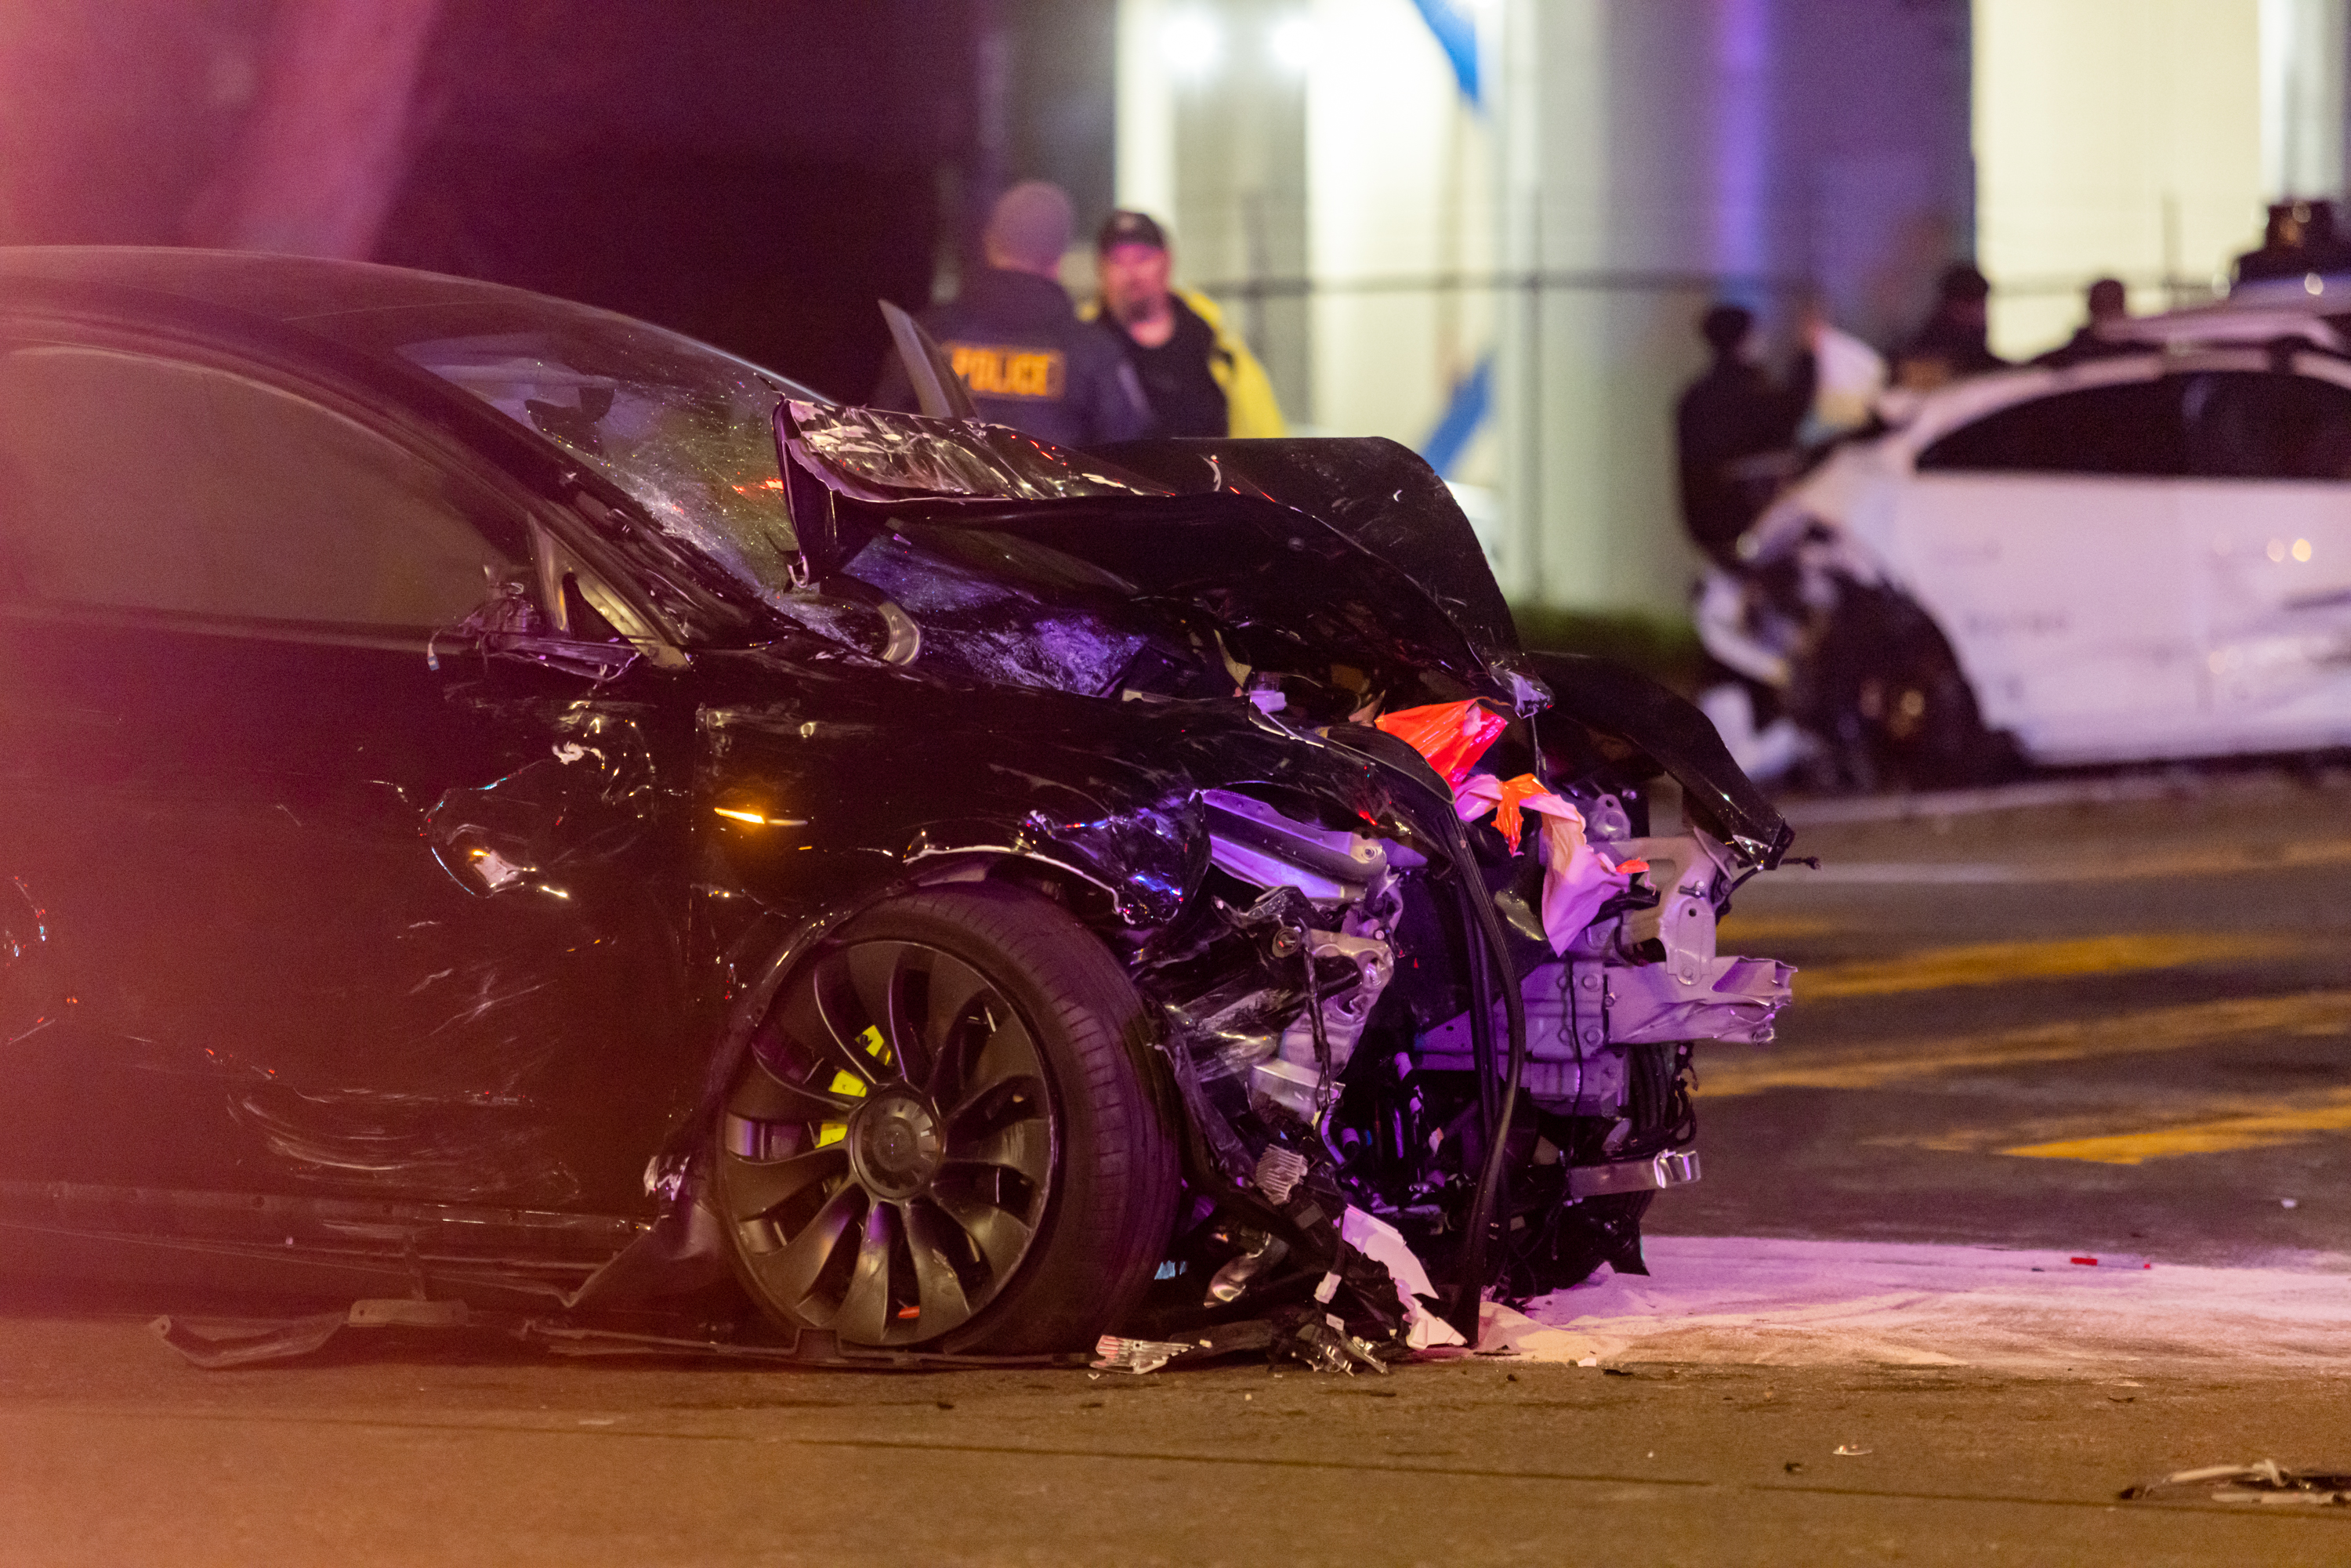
[1918,380,2186,476]
[2181,372,2351,480]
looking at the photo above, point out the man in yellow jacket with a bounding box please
[1086,210,1285,439]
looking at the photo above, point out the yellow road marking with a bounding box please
[1714,913,1846,942]
[1694,990,2351,1099]
[1798,932,2309,1000]
[1787,836,2351,884]
[2001,1090,2351,1165]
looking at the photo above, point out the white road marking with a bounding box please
[1492,1236,2351,1372]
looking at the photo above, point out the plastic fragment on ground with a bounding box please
[2121,1459,2351,1505]
[1091,1334,1198,1374]
[154,1298,471,1368]
[151,1312,350,1369]
[1375,699,1505,788]
[1340,1206,1467,1350]
[1833,1445,1873,1457]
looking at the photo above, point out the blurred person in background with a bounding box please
[875,180,1149,447]
[1678,299,1815,784]
[1795,292,1888,443]
[1894,263,2008,389]
[1085,210,1284,439]
[1675,302,1809,568]
[2035,277,2131,365]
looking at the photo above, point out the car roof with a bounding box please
[2090,301,2346,352]
[0,246,570,328]
[1871,310,2351,451]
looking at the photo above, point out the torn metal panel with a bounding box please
[1526,650,1793,868]
[1418,954,1793,1066]
[1096,436,1520,678]
[1566,1149,1701,1200]
[781,400,1169,504]
[2122,1460,2351,1505]
[766,410,1518,705]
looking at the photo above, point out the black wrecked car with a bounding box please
[0,249,1793,1364]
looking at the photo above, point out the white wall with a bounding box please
[1114,0,1178,223]
[2262,0,2348,201]
[1304,0,1494,473]
[1975,0,2267,357]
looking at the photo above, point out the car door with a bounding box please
[0,329,693,1211]
[1894,371,2203,761]
[2177,362,2351,745]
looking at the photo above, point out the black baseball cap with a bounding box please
[1096,210,1169,252]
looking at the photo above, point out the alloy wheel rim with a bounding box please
[715,938,1057,1346]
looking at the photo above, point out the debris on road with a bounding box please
[1091,1335,1199,1374]
[1274,1313,1389,1375]
[2121,1460,2351,1505]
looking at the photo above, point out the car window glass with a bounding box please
[1917,380,2186,476]
[395,329,799,601]
[0,346,512,628]
[2181,371,2351,480]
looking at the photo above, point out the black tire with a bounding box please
[712,882,1179,1353]
[1799,587,2012,790]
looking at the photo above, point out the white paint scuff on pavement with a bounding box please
[1478,1236,2351,1372]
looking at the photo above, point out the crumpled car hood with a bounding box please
[777,403,1528,704]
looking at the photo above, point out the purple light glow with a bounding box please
[1710,0,1773,279]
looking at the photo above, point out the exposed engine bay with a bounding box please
[1118,730,1791,1363]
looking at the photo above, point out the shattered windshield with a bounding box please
[388,311,816,599]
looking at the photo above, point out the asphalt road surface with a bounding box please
[1690,766,2351,1264]
[5,769,2349,1566]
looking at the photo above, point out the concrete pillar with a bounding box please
[2261,0,2348,200]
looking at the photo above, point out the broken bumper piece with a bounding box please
[1418,955,1792,1102]
[1566,1148,1701,1200]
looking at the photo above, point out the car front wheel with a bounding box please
[1800,586,2011,790]
[713,882,1179,1353]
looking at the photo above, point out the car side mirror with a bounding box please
[880,300,977,421]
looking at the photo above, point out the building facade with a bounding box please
[1114,0,2348,612]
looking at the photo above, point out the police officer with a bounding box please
[1087,210,1284,439]
[875,181,1149,447]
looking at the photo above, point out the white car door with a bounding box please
[2178,361,2351,749]
[1890,371,2202,762]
